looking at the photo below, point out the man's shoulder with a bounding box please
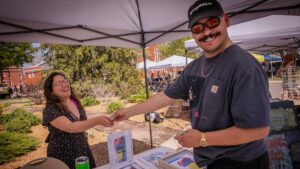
[185,56,203,70]
[226,45,260,67]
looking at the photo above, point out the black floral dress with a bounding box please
[43,104,96,169]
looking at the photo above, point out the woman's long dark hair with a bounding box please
[44,72,84,112]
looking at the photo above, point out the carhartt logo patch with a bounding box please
[211,85,219,94]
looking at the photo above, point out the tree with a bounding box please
[43,44,142,98]
[158,37,198,59]
[0,42,36,83]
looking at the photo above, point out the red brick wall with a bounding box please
[23,66,43,85]
[135,45,162,63]
[1,67,24,87]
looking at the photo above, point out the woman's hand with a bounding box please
[97,116,114,127]
[111,108,131,122]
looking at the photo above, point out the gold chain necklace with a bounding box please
[201,42,232,78]
[201,50,225,78]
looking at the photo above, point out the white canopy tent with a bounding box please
[0,1,299,48]
[149,55,194,69]
[1,0,299,148]
[136,59,157,70]
[185,15,300,53]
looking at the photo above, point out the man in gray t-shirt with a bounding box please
[113,0,270,168]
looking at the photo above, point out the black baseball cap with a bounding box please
[188,0,224,28]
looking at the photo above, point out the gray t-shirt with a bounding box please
[164,45,270,167]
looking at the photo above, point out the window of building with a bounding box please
[154,48,162,62]
[28,73,35,78]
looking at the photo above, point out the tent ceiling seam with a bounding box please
[78,25,140,45]
[229,4,300,16]
[0,19,190,45]
[135,0,145,48]
[0,20,81,42]
[229,0,268,18]
[145,21,189,45]
[248,42,298,51]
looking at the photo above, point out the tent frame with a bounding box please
[1,0,299,148]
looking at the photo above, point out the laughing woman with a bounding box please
[43,72,114,169]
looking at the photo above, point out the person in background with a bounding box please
[276,53,297,99]
[43,72,114,169]
[8,86,13,99]
[113,0,270,168]
[13,85,18,98]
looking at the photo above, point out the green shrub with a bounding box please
[81,97,100,107]
[4,118,31,133]
[135,98,145,103]
[127,90,153,103]
[0,104,3,116]
[128,97,136,103]
[0,132,38,164]
[0,109,41,126]
[106,101,123,114]
[3,103,10,107]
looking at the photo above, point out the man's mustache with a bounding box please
[199,32,220,42]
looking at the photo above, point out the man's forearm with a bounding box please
[127,91,175,116]
[206,126,269,146]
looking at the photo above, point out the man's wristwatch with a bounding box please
[199,132,208,147]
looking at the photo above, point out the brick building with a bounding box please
[0,61,50,88]
[23,61,50,85]
[23,66,44,85]
[1,66,24,87]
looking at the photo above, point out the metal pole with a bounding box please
[142,46,153,148]
[271,60,273,79]
[185,49,188,66]
[136,0,153,148]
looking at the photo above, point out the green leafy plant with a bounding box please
[128,90,153,103]
[4,118,31,133]
[3,102,10,107]
[0,109,41,126]
[0,109,41,133]
[81,97,100,107]
[0,104,3,116]
[0,132,38,164]
[106,101,123,114]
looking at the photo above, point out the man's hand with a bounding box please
[111,108,131,122]
[174,129,202,148]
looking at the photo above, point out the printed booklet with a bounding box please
[108,130,142,169]
[156,149,205,169]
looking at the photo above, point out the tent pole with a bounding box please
[185,49,188,66]
[135,0,153,148]
[271,60,273,79]
[142,43,153,149]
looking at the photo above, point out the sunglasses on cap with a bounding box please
[191,16,221,34]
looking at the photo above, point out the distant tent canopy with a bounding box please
[250,53,282,63]
[136,59,157,70]
[148,55,194,70]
